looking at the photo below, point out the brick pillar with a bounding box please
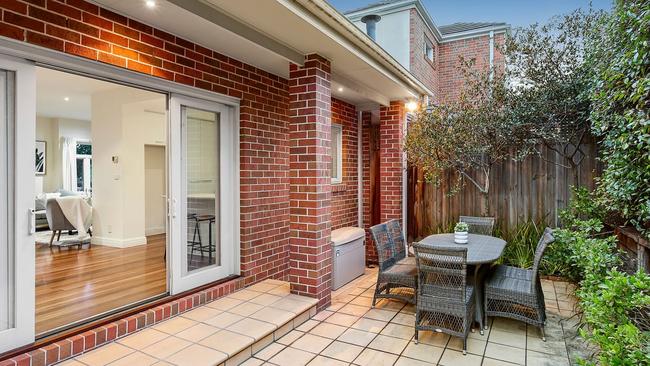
[288,54,332,309]
[361,111,378,264]
[379,101,405,223]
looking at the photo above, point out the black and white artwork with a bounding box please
[35,140,46,175]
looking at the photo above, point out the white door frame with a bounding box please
[0,55,35,353]
[168,94,240,294]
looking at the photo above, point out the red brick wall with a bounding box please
[288,54,332,310]
[438,33,505,103]
[0,0,291,283]
[361,111,378,263]
[379,101,405,222]
[408,8,438,99]
[330,97,358,230]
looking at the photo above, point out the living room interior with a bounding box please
[33,67,170,335]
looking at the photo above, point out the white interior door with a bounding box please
[168,95,239,294]
[0,56,35,352]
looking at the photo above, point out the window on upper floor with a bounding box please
[425,38,435,63]
[331,124,342,183]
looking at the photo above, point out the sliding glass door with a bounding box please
[168,95,239,294]
[0,56,35,353]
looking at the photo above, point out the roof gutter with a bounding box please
[441,24,510,42]
[283,0,433,99]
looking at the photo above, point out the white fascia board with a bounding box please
[441,25,511,43]
[346,0,443,42]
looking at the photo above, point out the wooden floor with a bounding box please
[35,234,167,334]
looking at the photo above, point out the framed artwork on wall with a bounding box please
[35,140,46,175]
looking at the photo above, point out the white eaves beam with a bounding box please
[166,0,305,66]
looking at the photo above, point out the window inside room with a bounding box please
[75,142,92,194]
[331,124,342,183]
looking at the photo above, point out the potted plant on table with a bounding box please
[454,222,469,244]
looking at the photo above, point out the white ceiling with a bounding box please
[92,0,416,106]
[36,67,164,121]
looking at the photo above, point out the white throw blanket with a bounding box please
[55,196,92,239]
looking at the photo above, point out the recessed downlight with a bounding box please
[63,97,70,102]
[337,87,344,92]
[145,0,156,8]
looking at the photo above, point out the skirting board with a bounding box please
[91,236,148,248]
[145,226,167,236]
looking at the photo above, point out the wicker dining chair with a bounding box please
[459,216,496,236]
[413,244,475,355]
[370,222,418,306]
[386,219,415,265]
[484,228,555,340]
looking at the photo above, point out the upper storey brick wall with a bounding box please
[331,97,358,230]
[0,0,291,284]
[408,8,438,100]
[438,32,505,103]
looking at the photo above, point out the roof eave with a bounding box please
[441,24,511,42]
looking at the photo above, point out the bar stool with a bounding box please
[187,213,216,260]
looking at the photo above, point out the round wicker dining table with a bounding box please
[409,233,507,333]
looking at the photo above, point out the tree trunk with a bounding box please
[480,191,490,217]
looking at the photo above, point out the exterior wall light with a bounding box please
[405,101,418,112]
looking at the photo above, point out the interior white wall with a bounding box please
[145,145,166,236]
[352,10,411,70]
[91,88,166,247]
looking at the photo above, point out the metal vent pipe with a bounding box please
[360,14,381,40]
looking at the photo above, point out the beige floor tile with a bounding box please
[291,333,333,354]
[206,297,244,311]
[249,306,295,326]
[296,319,319,332]
[268,283,291,296]
[400,304,416,315]
[439,349,483,366]
[175,323,220,342]
[332,293,356,303]
[326,301,347,312]
[379,323,413,340]
[204,311,244,328]
[249,293,283,306]
[312,310,334,321]
[240,358,264,366]
[306,355,348,366]
[254,342,286,360]
[394,356,435,366]
[229,302,265,317]
[227,318,276,341]
[526,337,568,356]
[349,296,373,307]
[309,322,347,339]
[481,358,519,366]
[337,328,377,347]
[368,334,409,354]
[76,343,134,366]
[324,312,359,327]
[484,342,526,365]
[268,347,316,366]
[374,299,405,312]
[165,344,228,366]
[141,336,192,359]
[151,362,174,366]
[58,360,85,366]
[359,288,375,298]
[401,342,443,364]
[391,312,415,326]
[248,282,280,293]
[321,340,364,362]
[488,328,526,348]
[416,331,450,347]
[353,348,399,366]
[350,317,386,333]
[229,289,262,301]
[107,352,157,366]
[277,330,304,345]
[117,328,169,349]
[447,337,487,355]
[199,329,254,356]
[363,308,397,322]
[338,304,370,317]
[181,306,223,322]
[271,297,312,314]
[491,318,527,334]
[527,350,571,366]
[152,316,197,334]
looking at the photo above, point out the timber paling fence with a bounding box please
[407,141,601,240]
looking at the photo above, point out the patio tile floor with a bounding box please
[58,267,583,366]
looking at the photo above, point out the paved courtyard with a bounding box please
[59,268,585,366]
